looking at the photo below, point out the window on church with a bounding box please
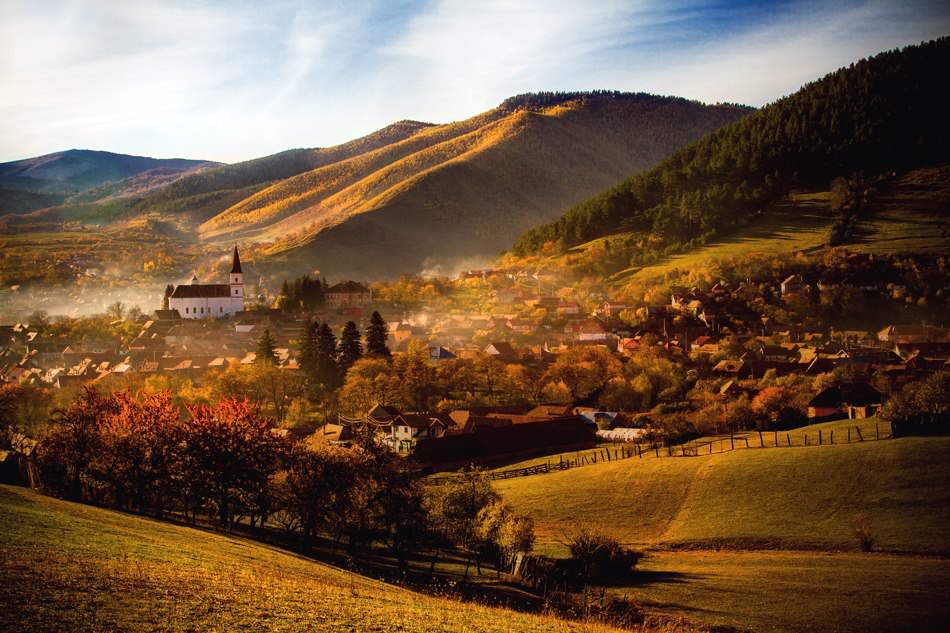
[185,307,189,314]
[220,306,223,313]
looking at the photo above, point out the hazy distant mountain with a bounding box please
[0,149,218,214]
[0,149,214,195]
[202,92,751,278]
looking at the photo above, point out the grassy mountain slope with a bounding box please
[538,163,950,289]
[0,485,629,633]
[227,93,749,279]
[513,38,950,259]
[139,120,433,223]
[495,431,950,554]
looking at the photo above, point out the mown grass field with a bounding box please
[495,431,950,553]
[632,550,950,633]
[0,485,648,633]
[493,431,950,633]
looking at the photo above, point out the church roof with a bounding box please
[231,246,242,274]
[171,284,233,299]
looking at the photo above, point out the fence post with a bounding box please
[830,430,833,444]
[848,427,851,443]
[786,433,791,447]
[875,423,879,440]
[730,433,735,451]
[744,437,750,448]
[758,431,764,447]
[774,430,778,447]
[855,426,864,441]
[804,433,808,446]
[818,429,822,445]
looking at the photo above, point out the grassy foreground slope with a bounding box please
[495,435,950,554]
[0,485,633,633]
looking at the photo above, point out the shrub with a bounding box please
[568,529,641,583]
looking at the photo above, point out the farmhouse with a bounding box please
[326,281,372,309]
[169,246,245,319]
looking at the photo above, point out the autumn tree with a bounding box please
[93,390,182,516]
[35,387,118,501]
[427,468,500,577]
[181,398,286,526]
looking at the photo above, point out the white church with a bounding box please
[169,246,245,319]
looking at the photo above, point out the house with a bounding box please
[556,301,581,316]
[428,346,456,365]
[169,246,245,319]
[325,281,372,309]
[575,319,607,342]
[484,342,518,362]
[780,274,806,296]
[719,380,744,398]
[807,382,884,420]
[877,324,945,345]
[382,413,456,453]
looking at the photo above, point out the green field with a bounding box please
[632,550,950,633]
[495,433,950,553]
[0,485,636,633]
[493,433,950,632]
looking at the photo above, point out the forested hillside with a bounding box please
[513,38,950,256]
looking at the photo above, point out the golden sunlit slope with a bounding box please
[0,485,635,633]
[201,93,749,279]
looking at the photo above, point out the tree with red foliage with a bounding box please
[181,398,286,527]
[35,387,118,501]
[94,391,182,516]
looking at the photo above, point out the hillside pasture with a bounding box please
[495,435,950,554]
[0,485,641,633]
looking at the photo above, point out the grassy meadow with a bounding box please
[491,430,950,632]
[1,484,696,633]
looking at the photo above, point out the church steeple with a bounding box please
[230,245,243,274]
[230,245,244,301]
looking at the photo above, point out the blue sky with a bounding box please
[1,0,947,164]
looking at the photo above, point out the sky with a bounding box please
[1,0,948,164]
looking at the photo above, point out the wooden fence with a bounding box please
[428,421,894,485]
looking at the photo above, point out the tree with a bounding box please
[427,468,500,577]
[163,284,175,311]
[255,328,278,365]
[366,311,390,358]
[35,387,118,500]
[181,398,285,526]
[93,390,182,516]
[107,301,125,320]
[298,320,321,399]
[338,321,363,374]
[315,323,341,390]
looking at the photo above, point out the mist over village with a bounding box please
[2,2,949,632]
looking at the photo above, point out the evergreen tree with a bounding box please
[298,320,319,375]
[255,328,278,365]
[366,311,391,358]
[315,323,341,389]
[338,321,363,374]
[163,284,174,311]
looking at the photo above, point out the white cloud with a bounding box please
[0,0,947,163]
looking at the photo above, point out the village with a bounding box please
[2,246,948,471]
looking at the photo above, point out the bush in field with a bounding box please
[568,529,640,583]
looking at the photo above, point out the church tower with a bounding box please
[230,245,244,300]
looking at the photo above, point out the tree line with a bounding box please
[28,386,533,574]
